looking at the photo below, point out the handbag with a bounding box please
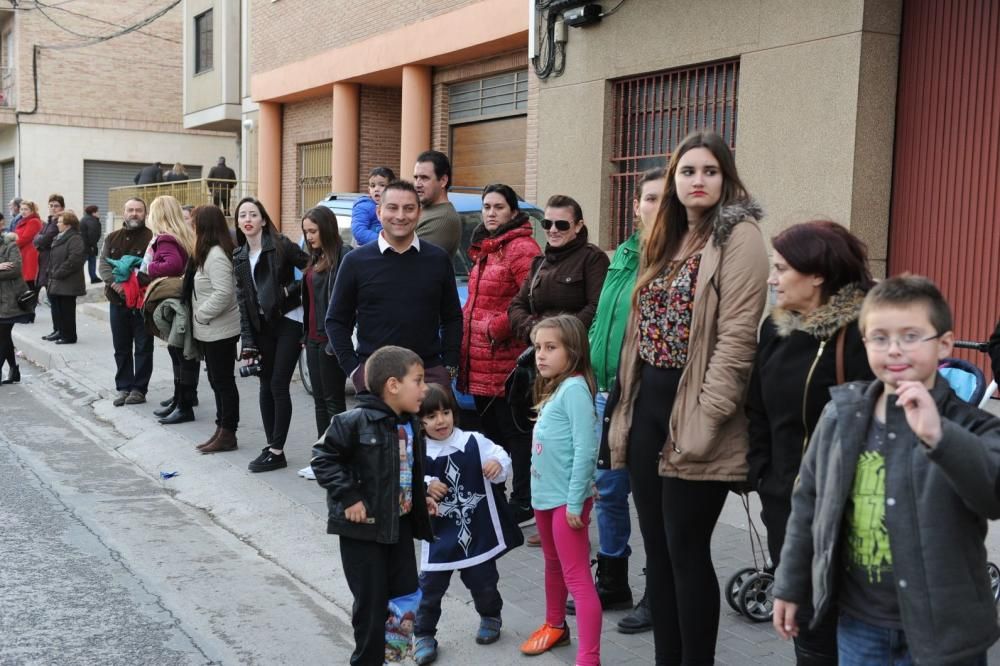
[504,346,537,433]
[16,289,38,312]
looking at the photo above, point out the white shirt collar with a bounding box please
[377,230,420,254]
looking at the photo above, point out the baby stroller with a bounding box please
[939,341,1000,604]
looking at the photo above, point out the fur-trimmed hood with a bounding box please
[711,199,764,247]
[771,283,866,339]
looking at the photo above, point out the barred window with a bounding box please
[449,71,529,123]
[298,141,332,216]
[609,60,739,246]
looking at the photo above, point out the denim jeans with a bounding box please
[838,613,986,666]
[87,254,98,281]
[594,391,632,558]
[415,560,502,638]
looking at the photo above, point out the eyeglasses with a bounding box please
[541,218,572,231]
[862,332,941,351]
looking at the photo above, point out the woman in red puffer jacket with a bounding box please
[459,183,541,524]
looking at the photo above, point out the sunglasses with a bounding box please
[541,218,573,231]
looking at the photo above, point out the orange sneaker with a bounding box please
[520,622,571,656]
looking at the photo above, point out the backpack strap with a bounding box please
[835,326,847,385]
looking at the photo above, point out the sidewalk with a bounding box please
[12,293,999,664]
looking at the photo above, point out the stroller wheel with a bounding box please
[989,562,1000,604]
[737,572,775,623]
[724,567,758,613]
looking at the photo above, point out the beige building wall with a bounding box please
[184,0,241,126]
[532,0,902,266]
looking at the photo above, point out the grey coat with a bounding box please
[0,232,28,319]
[192,245,240,342]
[774,377,1000,664]
[47,228,86,296]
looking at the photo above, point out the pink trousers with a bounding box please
[535,500,601,666]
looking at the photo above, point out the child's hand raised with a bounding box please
[565,511,586,530]
[427,479,448,501]
[345,500,368,523]
[482,460,502,480]
[896,380,942,448]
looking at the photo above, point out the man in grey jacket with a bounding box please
[773,276,1000,665]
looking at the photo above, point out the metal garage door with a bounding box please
[84,160,203,217]
[450,116,527,199]
[1,160,13,210]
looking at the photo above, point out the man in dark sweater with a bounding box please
[326,180,462,392]
[98,197,154,407]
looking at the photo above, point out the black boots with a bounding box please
[158,385,195,425]
[154,397,177,418]
[2,365,20,384]
[567,554,633,615]
[617,589,652,634]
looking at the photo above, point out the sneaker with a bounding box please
[511,504,535,527]
[297,465,316,480]
[112,390,129,407]
[520,622,570,656]
[475,616,502,645]
[248,447,287,473]
[413,636,438,665]
[124,390,146,405]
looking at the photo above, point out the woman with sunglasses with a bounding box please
[745,220,875,665]
[459,183,541,524]
[508,193,609,534]
[233,197,310,473]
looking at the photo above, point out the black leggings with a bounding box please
[167,345,201,406]
[200,335,240,432]
[255,316,302,449]
[627,363,729,666]
[305,338,347,437]
[0,322,14,372]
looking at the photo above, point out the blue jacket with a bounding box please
[774,376,1000,664]
[351,196,381,245]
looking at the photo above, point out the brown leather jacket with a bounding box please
[508,226,610,343]
[608,200,768,482]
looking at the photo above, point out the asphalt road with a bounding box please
[0,366,354,665]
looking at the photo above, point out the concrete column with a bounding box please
[399,65,432,178]
[257,101,282,216]
[331,83,360,192]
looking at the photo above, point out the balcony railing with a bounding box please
[108,178,257,219]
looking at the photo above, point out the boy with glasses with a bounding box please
[773,275,1000,665]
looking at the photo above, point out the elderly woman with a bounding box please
[45,210,87,344]
[0,230,32,383]
[745,219,875,665]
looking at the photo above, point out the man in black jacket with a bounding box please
[325,179,462,393]
[80,205,102,284]
[133,162,163,185]
[207,156,237,214]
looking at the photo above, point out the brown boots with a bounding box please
[197,427,238,453]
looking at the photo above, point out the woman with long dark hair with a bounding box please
[459,183,541,522]
[233,197,309,473]
[605,131,769,664]
[297,205,350,479]
[190,205,241,454]
[746,220,875,665]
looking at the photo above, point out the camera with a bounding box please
[239,359,262,378]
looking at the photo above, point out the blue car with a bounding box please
[300,189,544,412]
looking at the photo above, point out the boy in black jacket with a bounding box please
[312,345,437,666]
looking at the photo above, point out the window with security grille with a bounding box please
[195,10,213,74]
[609,60,739,246]
[299,141,332,216]
[449,71,529,123]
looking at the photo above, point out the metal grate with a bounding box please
[609,60,739,246]
[299,141,332,217]
[449,71,529,123]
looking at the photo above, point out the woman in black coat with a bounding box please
[233,197,309,474]
[745,220,875,665]
[45,210,87,344]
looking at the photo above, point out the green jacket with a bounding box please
[588,231,640,392]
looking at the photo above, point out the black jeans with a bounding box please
[49,294,77,342]
[475,394,532,508]
[87,254,98,281]
[305,338,347,437]
[627,363,728,666]
[109,303,153,393]
[254,316,301,449]
[199,336,240,431]
[167,345,201,406]
[0,322,14,372]
[415,559,502,637]
[340,516,418,666]
[761,494,838,664]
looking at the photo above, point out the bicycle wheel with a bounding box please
[298,348,313,396]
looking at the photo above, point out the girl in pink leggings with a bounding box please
[519,315,602,665]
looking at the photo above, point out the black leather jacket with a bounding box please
[233,232,309,349]
[311,394,434,544]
